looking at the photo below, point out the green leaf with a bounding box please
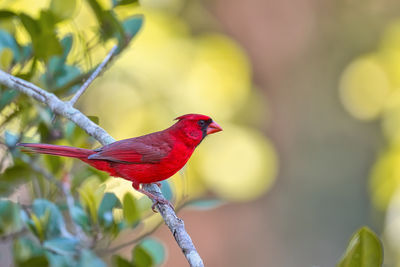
[71,167,106,190]
[65,120,78,142]
[17,255,49,267]
[50,0,77,22]
[78,177,105,223]
[89,168,109,182]
[0,161,33,196]
[0,89,18,111]
[44,35,73,78]
[98,192,120,228]
[5,130,19,147]
[43,153,63,174]
[43,237,78,255]
[52,35,73,66]
[13,237,47,266]
[37,107,53,126]
[53,65,81,92]
[122,15,143,42]
[70,205,90,232]
[140,238,165,266]
[37,122,51,141]
[0,47,13,69]
[19,12,62,61]
[42,35,82,91]
[0,200,23,235]
[78,250,106,267]
[112,255,133,267]
[112,0,138,7]
[40,35,82,93]
[19,13,40,38]
[160,181,173,201]
[20,43,32,62]
[64,120,90,146]
[337,227,383,267]
[131,239,165,267]
[0,102,22,128]
[32,199,67,239]
[86,0,124,42]
[132,245,153,267]
[0,10,17,19]
[0,29,20,62]
[123,192,139,226]
[45,252,76,267]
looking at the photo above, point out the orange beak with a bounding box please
[207,121,223,135]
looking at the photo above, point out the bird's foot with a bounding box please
[151,197,174,213]
[135,184,174,212]
[155,182,162,188]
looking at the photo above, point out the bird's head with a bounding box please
[173,114,222,145]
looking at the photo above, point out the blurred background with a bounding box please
[3,0,400,266]
[145,0,400,266]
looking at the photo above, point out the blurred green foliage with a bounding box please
[0,0,168,266]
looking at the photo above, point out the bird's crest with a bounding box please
[174,114,211,121]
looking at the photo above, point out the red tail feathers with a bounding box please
[17,143,95,159]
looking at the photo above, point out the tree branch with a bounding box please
[0,66,204,266]
[0,70,114,146]
[68,45,118,106]
[143,184,204,267]
[61,173,89,244]
[20,154,63,189]
[0,228,28,242]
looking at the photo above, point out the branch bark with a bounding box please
[143,184,204,267]
[0,64,204,266]
[0,71,114,146]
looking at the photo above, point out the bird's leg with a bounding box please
[132,182,173,212]
[155,182,162,188]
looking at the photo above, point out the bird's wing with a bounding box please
[88,133,172,164]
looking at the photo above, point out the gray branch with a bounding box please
[0,70,114,146]
[0,66,204,267]
[143,184,204,267]
[68,45,118,106]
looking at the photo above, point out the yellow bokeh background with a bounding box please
[77,8,277,204]
[0,0,277,204]
[340,19,400,266]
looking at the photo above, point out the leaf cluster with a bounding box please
[0,187,163,266]
[0,0,166,266]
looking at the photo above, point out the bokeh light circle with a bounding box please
[196,124,277,201]
[339,56,390,120]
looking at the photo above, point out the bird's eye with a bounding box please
[198,120,206,127]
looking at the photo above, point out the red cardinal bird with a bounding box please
[18,114,222,211]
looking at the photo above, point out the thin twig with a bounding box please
[20,155,63,189]
[102,198,188,255]
[0,70,115,145]
[101,220,163,255]
[0,228,28,241]
[61,173,89,244]
[20,155,88,242]
[68,45,118,106]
